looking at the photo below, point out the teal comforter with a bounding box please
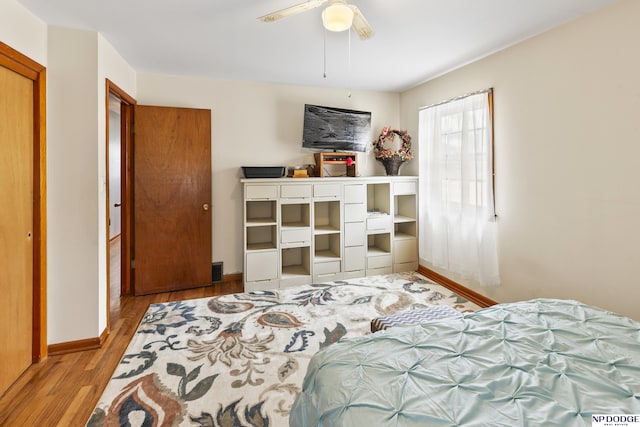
[290,299,640,426]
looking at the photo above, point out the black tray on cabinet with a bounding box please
[242,166,286,179]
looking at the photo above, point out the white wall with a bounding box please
[137,74,401,276]
[0,0,47,66]
[47,28,136,344]
[401,0,640,319]
[47,27,101,343]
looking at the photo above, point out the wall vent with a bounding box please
[212,262,223,283]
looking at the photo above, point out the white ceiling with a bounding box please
[17,0,618,92]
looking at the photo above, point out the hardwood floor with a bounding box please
[0,262,243,426]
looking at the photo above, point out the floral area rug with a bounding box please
[87,272,480,427]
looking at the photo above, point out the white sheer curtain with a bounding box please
[418,91,500,287]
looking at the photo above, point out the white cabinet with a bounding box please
[242,176,417,291]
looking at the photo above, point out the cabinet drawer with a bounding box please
[245,251,279,282]
[366,266,393,276]
[244,279,279,292]
[394,181,417,195]
[245,185,278,200]
[342,269,365,280]
[280,276,313,289]
[394,239,417,263]
[344,203,365,222]
[344,184,365,203]
[394,261,418,273]
[281,228,311,245]
[367,215,392,232]
[344,222,365,247]
[281,184,311,199]
[344,246,365,272]
[314,261,341,275]
[367,254,392,269]
[314,184,341,198]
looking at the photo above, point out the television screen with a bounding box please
[302,104,371,152]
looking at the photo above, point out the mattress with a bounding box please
[290,299,640,426]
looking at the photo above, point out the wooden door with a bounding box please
[133,106,212,294]
[0,65,33,394]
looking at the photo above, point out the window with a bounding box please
[418,90,499,287]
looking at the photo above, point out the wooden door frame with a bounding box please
[105,79,135,330]
[0,42,47,362]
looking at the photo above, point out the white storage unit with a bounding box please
[242,176,418,291]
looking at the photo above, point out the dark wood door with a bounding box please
[133,105,212,295]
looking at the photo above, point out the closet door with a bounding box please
[133,105,212,295]
[0,64,34,395]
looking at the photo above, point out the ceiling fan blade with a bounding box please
[258,0,328,23]
[349,5,374,40]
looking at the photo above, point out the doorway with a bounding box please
[108,95,122,308]
[105,80,135,328]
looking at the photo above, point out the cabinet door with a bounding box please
[281,184,311,199]
[314,261,341,275]
[314,183,341,199]
[394,239,418,264]
[367,215,392,232]
[344,184,365,203]
[246,251,279,282]
[246,185,278,200]
[344,222,365,247]
[393,181,417,195]
[281,228,312,246]
[344,246,366,272]
[367,254,393,269]
[344,203,365,222]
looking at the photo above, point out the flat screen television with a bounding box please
[302,104,371,152]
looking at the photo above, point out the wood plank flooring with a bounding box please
[0,270,242,426]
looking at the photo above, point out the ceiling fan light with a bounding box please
[322,4,354,32]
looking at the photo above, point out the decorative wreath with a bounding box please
[373,127,413,161]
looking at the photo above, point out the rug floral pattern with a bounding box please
[87,272,479,427]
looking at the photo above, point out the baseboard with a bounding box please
[47,327,109,356]
[418,265,498,308]
[223,273,242,283]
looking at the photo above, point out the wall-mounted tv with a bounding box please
[302,104,371,152]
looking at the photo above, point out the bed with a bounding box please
[290,299,640,426]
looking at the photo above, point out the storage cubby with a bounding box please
[367,233,391,255]
[314,200,341,233]
[246,225,277,250]
[394,222,417,239]
[281,203,310,228]
[281,246,311,278]
[315,233,341,261]
[367,183,391,215]
[246,200,276,224]
[394,195,417,222]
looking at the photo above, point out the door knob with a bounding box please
[203,203,209,211]
[114,203,121,207]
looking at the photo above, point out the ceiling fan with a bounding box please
[258,0,374,40]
